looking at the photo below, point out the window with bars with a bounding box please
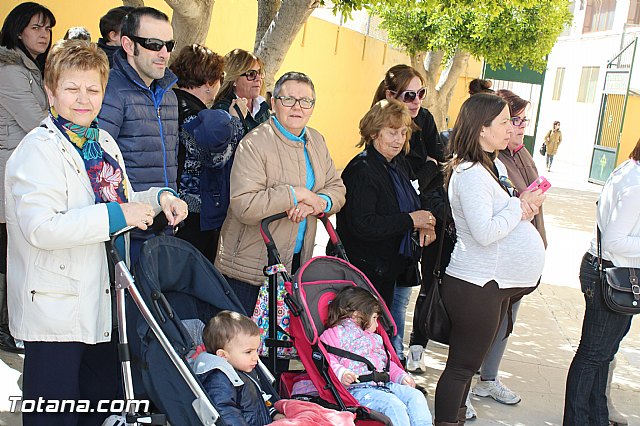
[582,0,617,33]
[577,67,600,102]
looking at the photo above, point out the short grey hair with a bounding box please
[273,71,316,98]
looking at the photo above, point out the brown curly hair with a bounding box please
[326,287,382,330]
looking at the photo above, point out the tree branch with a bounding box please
[438,50,470,96]
[164,0,215,60]
[255,0,320,91]
[255,0,282,52]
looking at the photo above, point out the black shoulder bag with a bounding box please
[597,227,640,315]
[416,197,452,344]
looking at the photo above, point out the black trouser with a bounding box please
[176,213,220,265]
[22,336,120,426]
[434,275,530,422]
[0,223,7,326]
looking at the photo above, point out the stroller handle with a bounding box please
[259,212,349,261]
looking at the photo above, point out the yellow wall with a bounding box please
[1,0,480,168]
[619,94,640,165]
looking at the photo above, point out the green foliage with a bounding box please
[376,0,573,72]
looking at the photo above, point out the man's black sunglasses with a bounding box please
[128,35,176,52]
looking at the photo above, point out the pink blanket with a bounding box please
[268,399,356,426]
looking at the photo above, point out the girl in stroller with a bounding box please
[320,287,432,426]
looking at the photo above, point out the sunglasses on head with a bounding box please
[241,69,264,81]
[392,87,427,103]
[128,35,176,52]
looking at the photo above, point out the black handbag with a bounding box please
[539,143,547,156]
[415,198,452,344]
[597,227,640,315]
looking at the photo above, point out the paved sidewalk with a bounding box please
[1,156,638,425]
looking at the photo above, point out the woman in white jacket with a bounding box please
[5,40,187,426]
[433,94,546,426]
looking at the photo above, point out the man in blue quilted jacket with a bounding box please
[98,6,179,264]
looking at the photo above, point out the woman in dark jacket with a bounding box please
[337,99,436,308]
[212,49,270,135]
[371,64,445,362]
[170,44,245,263]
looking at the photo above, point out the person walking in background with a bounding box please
[563,139,640,426]
[212,48,270,136]
[370,64,444,364]
[97,5,134,67]
[170,44,245,264]
[434,94,545,426]
[544,121,562,172]
[98,6,179,265]
[0,1,55,355]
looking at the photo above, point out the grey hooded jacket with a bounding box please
[0,46,48,222]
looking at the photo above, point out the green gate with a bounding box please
[589,39,637,183]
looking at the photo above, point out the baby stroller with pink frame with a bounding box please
[259,213,403,425]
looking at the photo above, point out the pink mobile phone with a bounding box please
[526,176,552,193]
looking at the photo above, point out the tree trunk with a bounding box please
[255,0,320,92]
[255,0,282,52]
[123,0,144,6]
[412,49,470,131]
[165,0,215,62]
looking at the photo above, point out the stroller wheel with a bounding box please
[101,415,127,426]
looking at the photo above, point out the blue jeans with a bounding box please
[350,382,432,426]
[563,254,632,426]
[390,286,413,360]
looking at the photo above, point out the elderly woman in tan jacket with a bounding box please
[215,71,346,315]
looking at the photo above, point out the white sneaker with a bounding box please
[465,393,477,420]
[472,378,521,405]
[406,345,426,373]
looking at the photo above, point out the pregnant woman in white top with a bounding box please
[433,94,546,426]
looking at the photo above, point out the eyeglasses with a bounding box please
[499,175,520,197]
[128,35,176,52]
[510,116,530,127]
[241,69,265,81]
[392,87,427,103]
[274,96,315,109]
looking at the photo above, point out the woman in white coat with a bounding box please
[5,40,187,426]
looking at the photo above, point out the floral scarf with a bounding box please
[50,108,128,204]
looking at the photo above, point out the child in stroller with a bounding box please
[193,311,283,425]
[320,287,432,426]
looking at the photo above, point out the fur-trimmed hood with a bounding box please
[0,46,23,66]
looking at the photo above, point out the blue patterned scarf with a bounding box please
[50,108,128,205]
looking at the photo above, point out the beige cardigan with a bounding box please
[215,120,346,286]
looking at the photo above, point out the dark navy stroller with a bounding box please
[107,228,277,426]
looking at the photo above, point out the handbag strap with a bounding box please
[596,225,604,279]
[433,193,450,280]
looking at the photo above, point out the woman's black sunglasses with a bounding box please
[128,35,176,52]
[392,87,427,103]
[241,69,265,81]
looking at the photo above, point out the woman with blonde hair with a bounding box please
[212,48,270,134]
[335,99,436,309]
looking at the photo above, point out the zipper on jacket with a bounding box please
[31,289,78,301]
[131,77,176,188]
